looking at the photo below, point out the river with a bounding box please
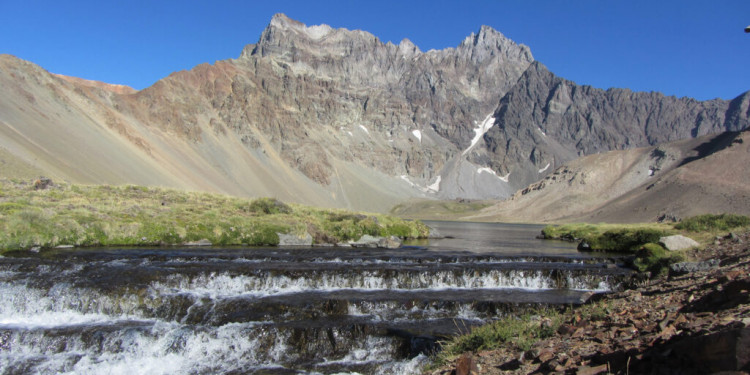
[0,221,631,374]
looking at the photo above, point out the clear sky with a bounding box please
[1,0,748,100]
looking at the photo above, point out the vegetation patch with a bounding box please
[432,303,610,369]
[0,179,429,254]
[675,213,750,232]
[541,223,671,252]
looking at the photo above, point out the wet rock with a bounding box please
[378,235,402,249]
[349,235,381,248]
[660,235,700,251]
[577,240,591,251]
[669,259,720,276]
[350,235,402,248]
[277,232,313,246]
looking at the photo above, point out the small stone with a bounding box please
[576,364,609,375]
[538,349,555,363]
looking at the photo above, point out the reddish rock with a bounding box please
[455,353,479,375]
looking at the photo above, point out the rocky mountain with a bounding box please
[471,62,750,192]
[459,129,750,223]
[1,14,748,212]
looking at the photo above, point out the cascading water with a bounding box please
[0,222,631,374]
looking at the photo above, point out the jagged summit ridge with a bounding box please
[459,25,533,64]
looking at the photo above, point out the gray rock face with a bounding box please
[479,62,747,191]
[125,13,535,192]
[660,235,700,251]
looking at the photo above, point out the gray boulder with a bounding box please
[378,235,402,249]
[350,235,381,248]
[350,235,403,248]
[659,235,699,251]
[277,232,313,246]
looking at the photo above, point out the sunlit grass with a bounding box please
[0,180,429,253]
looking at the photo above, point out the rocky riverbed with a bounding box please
[432,231,750,374]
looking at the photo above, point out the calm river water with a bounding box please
[0,221,630,374]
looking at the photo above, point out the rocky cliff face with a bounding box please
[1,14,748,210]
[473,61,748,191]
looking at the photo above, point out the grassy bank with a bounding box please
[0,179,429,254]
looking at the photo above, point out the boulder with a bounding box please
[277,232,313,246]
[350,235,403,248]
[378,235,402,249]
[659,235,699,251]
[350,235,381,248]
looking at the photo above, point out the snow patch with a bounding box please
[347,131,353,137]
[478,167,510,183]
[359,125,370,135]
[412,130,422,142]
[499,172,511,183]
[462,114,495,156]
[538,163,551,174]
[538,127,547,137]
[427,176,441,192]
[648,169,654,176]
[400,175,439,194]
[400,175,415,186]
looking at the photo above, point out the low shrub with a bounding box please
[631,243,683,275]
[675,214,750,232]
[247,198,293,215]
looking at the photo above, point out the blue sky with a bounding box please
[1,0,748,100]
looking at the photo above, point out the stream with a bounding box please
[0,221,631,374]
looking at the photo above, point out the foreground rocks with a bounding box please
[431,231,750,374]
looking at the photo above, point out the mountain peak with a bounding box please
[459,25,533,64]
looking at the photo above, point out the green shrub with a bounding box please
[631,243,684,275]
[248,198,293,215]
[675,214,750,232]
[591,228,664,252]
